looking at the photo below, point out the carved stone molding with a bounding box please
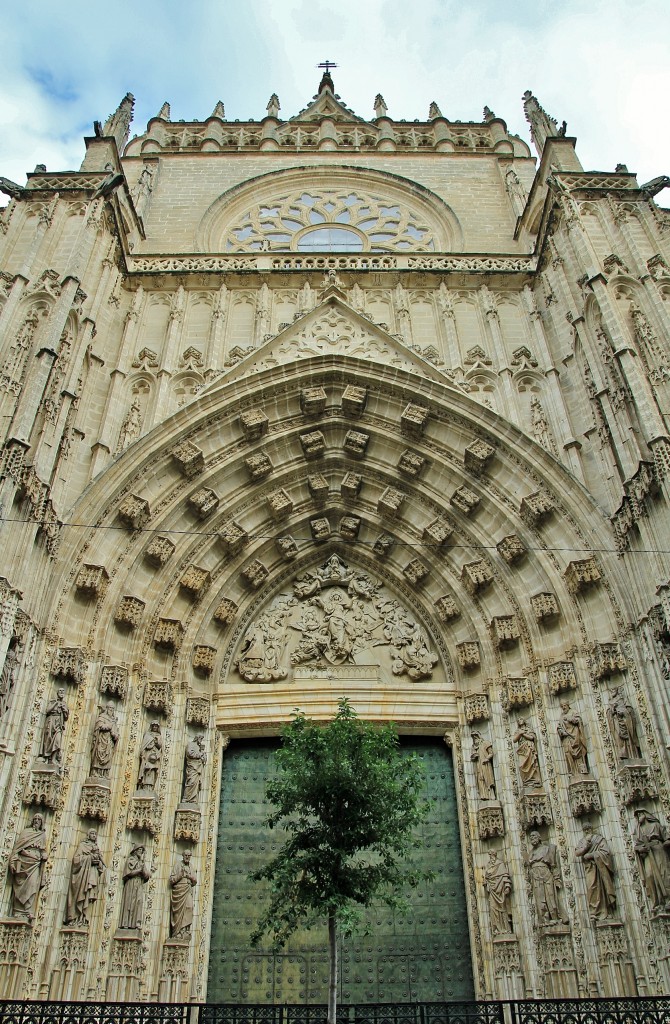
[378,486,405,517]
[307,473,329,501]
[118,494,151,530]
[520,490,555,527]
[127,791,159,834]
[300,430,326,459]
[241,559,269,589]
[114,595,145,630]
[464,439,495,475]
[219,521,248,555]
[568,777,601,817]
[497,535,526,565]
[143,679,173,714]
[618,763,657,805]
[154,619,184,652]
[594,920,628,961]
[145,535,175,567]
[267,488,293,520]
[109,935,142,978]
[23,765,62,809]
[548,660,577,694]
[51,647,86,685]
[310,517,331,543]
[504,676,533,709]
[477,803,504,839]
[589,642,626,679]
[341,384,367,416]
[492,615,520,650]
[565,557,602,595]
[343,428,370,460]
[171,440,204,478]
[174,806,201,843]
[99,665,129,700]
[423,518,453,548]
[276,535,298,560]
[192,645,216,677]
[245,451,273,480]
[531,591,560,624]
[58,927,88,965]
[492,935,521,977]
[373,534,394,558]
[398,449,425,477]
[339,515,361,541]
[435,594,460,623]
[161,938,190,981]
[0,920,32,969]
[456,641,481,670]
[74,564,109,599]
[341,472,362,500]
[188,487,219,518]
[186,696,211,726]
[300,385,327,416]
[461,560,493,595]
[464,692,489,722]
[179,565,211,601]
[521,792,552,828]
[239,408,268,440]
[401,403,428,437]
[213,598,238,627]
[403,558,429,587]
[451,485,480,516]
[78,778,111,822]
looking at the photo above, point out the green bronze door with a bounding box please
[208,739,474,1004]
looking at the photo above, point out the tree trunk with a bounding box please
[328,910,338,1024]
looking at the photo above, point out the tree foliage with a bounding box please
[250,699,429,949]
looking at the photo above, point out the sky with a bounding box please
[1,0,669,189]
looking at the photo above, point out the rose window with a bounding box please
[223,189,436,253]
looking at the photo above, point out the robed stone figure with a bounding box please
[576,823,617,920]
[64,830,105,927]
[137,722,162,790]
[634,808,670,912]
[40,688,68,767]
[90,702,120,778]
[8,813,47,921]
[118,844,151,931]
[484,850,513,935]
[169,850,197,940]
[182,735,206,803]
[471,731,496,800]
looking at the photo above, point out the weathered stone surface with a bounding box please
[143,679,173,713]
[307,473,329,501]
[401,403,428,436]
[339,514,361,540]
[300,385,327,416]
[219,521,248,555]
[299,430,326,458]
[497,535,525,565]
[212,598,238,626]
[310,517,331,542]
[276,535,298,560]
[520,490,554,526]
[244,451,273,480]
[114,595,145,630]
[266,488,293,520]
[565,557,601,594]
[188,487,219,518]
[341,472,362,500]
[451,485,480,516]
[118,494,151,530]
[531,591,560,623]
[461,560,493,595]
[75,564,109,599]
[435,594,460,622]
[464,439,495,475]
[456,641,480,669]
[241,559,269,589]
[378,486,405,517]
[192,645,216,676]
[179,564,211,599]
[145,535,175,567]
[239,408,268,440]
[343,429,369,458]
[341,384,367,416]
[171,440,204,478]
[403,558,429,586]
[153,619,184,651]
[398,449,425,477]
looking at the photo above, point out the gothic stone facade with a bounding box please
[0,75,669,1002]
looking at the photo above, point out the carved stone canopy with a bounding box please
[233,554,440,684]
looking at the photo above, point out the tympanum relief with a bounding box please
[233,555,439,683]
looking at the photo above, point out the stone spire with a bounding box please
[210,101,226,119]
[156,102,171,121]
[522,90,559,156]
[266,94,281,118]
[374,94,388,119]
[428,101,443,120]
[102,92,135,152]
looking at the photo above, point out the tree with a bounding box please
[251,699,429,1024]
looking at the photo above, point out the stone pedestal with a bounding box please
[78,776,111,821]
[23,763,62,809]
[618,761,656,804]
[594,920,637,996]
[567,775,601,816]
[521,790,552,828]
[159,939,190,1002]
[0,919,32,998]
[539,924,578,998]
[491,934,525,999]
[50,927,88,1000]
[127,790,159,834]
[477,802,504,839]
[174,803,201,842]
[107,933,143,1001]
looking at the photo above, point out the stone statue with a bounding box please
[118,844,151,931]
[137,722,162,790]
[471,731,496,800]
[606,687,642,761]
[169,850,197,940]
[117,398,142,452]
[8,813,47,921]
[64,829,105,927]
[575,823,617,920]
[90,702,120,778]
[557,701,589,775]
[527,831,567,925]
[484,850,513,935]
[513,718,542,788]
[633,808,670,913]
[39,687,69,767]
[182,735,207,803]
[0,643,19,718]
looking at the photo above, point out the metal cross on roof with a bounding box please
[317,60,338,72]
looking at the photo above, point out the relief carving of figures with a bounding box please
[606,686,642,761]
[236,555,438,683]
[118,844,151,931]
[169,850,197,940]
[633,808,670,913]
[90,702,120,778]
[513,718,542,789]
[484,850,513,934]
[557,701,589,776]
[575,823,617,921]
[8,813,47,921]
[471,731,496,800]
[39,687,69,768]
[64,829,105,927]
[137,722,162,790]
[0,641,19,718]
[527,831,568,926]
[182,735,206,803]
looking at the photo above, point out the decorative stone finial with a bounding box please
[266,93,281,118]
[156,102,171,121]
[483,106,495,122]
[522,89,560,156]
[210,100,225,119]
[374,93,388,119]
[102,92,135,151]
[428,101,442,120]
[317,60,337,93]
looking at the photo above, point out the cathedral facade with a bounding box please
[0,71,669,1004]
